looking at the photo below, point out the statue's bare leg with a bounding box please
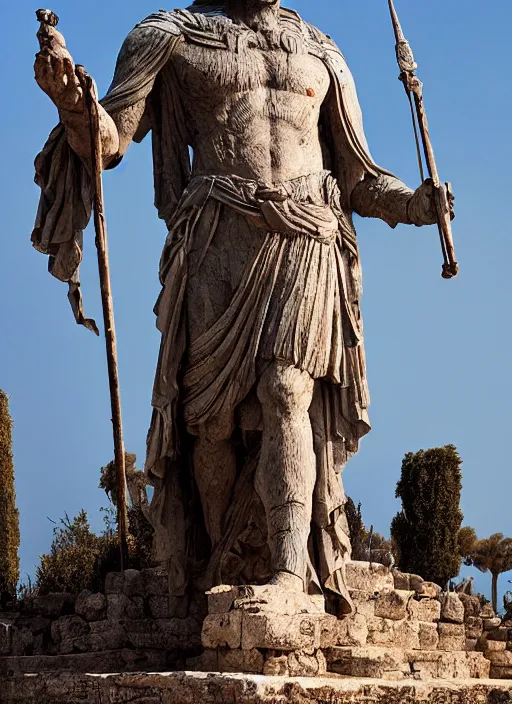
[194,430,237,548]
[255,361,315,591]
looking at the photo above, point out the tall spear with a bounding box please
[36,9,129,568]
[387,1,459,279]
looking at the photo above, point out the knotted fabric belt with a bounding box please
[176,171,341,245]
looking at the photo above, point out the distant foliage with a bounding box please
[465,533,512,614]
[345,497,365,560]
[36,453,156,596]
[99,458,119,507]
[0,391,20,600]
[365,530,395,556]
[391,445,464,587]
[458,526,477,562]
[346,496,395,564]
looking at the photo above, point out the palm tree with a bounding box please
[468,533,512,613]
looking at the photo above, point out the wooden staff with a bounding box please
[36,9,129,567]
[387,0,459,279]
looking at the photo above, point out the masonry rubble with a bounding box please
[194,562,498,679]
[0,561,510,681]
[0,568,204,675]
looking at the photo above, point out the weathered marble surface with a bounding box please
[2,564,505,680]
[3,672,512,704]
[33,0,448,613]
[194,563,491,680]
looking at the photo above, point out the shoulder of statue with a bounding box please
[134,8,225,34]
[135,10,185,36]
[138,5,243,49]
[305,24,340,52]
[159,8,264,51]
[133,8,235,51]
[279,9,342,57]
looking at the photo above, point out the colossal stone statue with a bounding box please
[33,0,447,615]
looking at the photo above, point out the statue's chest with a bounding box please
[173,39,330,102]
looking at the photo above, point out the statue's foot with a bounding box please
[267,571,304,592]
[234,573,324,615]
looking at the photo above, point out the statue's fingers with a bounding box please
[34,54,52,84]
[35,53,52,72]
[50,55,65,80]
[34,52,50,67]
[63,58,78,86]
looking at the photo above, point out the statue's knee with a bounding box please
[195,412,234,445]
[257,362,313,413]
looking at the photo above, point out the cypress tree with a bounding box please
[0,391,20,599]
[391,445,463,587]
[345,497,365,560]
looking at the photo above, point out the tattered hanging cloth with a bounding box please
[145,170,370,602]
[147,170,370,455]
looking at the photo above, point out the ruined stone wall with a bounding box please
[0,568,204,676]
[1,563,511,682]
[196,563,494,680]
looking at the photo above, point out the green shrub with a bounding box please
[35,454,155,596]
[35,511,118,595]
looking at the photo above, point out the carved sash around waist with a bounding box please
[175,171,342,245]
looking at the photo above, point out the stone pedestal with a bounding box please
[3,671,512,704]
[195,584,332,677]
[0,565,506,683]
[195,562,492,680]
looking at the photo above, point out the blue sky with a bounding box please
[2,0,511,605]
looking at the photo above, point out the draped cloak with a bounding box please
[31,6,393,601]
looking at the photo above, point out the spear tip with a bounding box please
[387,0,417,76]
[387,0,406,44]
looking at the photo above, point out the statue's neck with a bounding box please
[226,1,281,32]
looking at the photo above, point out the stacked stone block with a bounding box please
[476,615,512,679]
[197,583,334,677]
[326,563,490,680]
[197,562,492,679]
[0,568,204,675]
[0,563,509,681]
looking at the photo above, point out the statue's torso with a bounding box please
[170,30,331,184]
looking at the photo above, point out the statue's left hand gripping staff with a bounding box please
[35,9,129,567]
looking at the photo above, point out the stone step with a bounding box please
[348,588,442,627]
[327,645,490,680]
[4,671,512,704]
[491,665,512,679]
[0,648,175,676]
[345,562,394,592]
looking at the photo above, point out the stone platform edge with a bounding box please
[3,671,512,704]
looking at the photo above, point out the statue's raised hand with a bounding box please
[34,19,84,113]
